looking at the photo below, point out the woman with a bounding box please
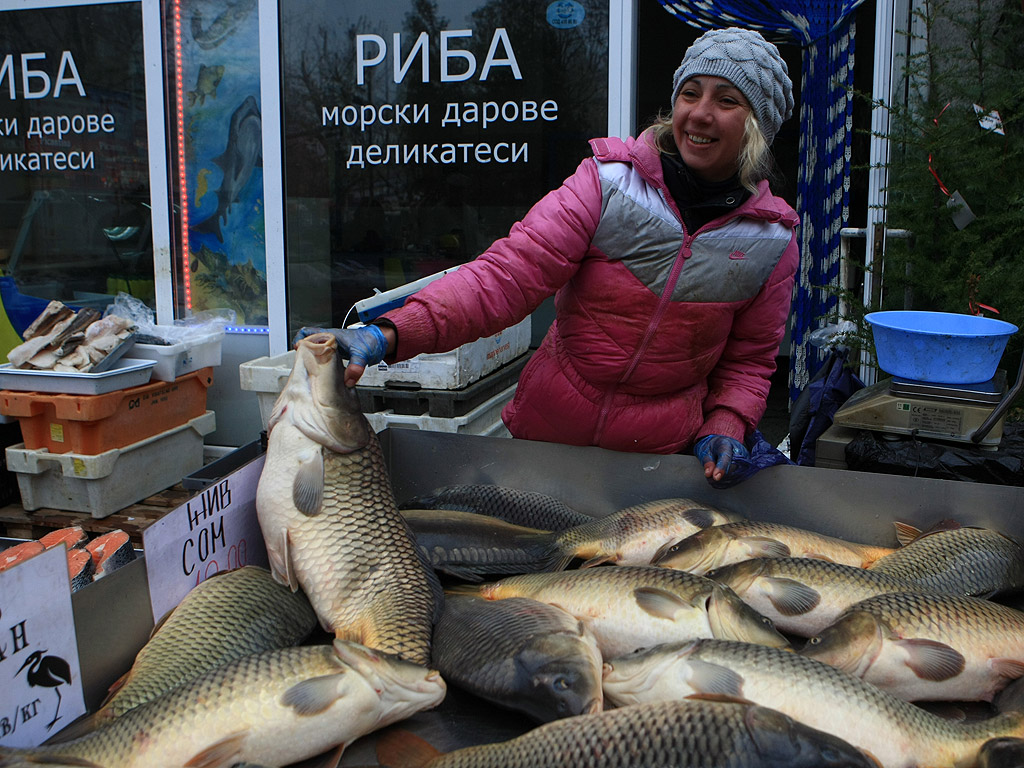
[297,28,798,485]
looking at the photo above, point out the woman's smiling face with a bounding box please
[671,75,751,182]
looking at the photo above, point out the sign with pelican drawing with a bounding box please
[0,545,86,748]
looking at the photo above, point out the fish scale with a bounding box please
[602,638,1024,768]
[476,566,788,658]
[801,591,1024,702]
[432,595,604,722]
[93,565,317,723]
[4,641,447,768]
[257,333,441,667]
[867,527,1024,597]
[416,699,875,767]
[289,432,440,664]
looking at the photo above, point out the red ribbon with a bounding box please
[928,102,952,197]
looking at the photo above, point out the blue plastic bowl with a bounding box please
[865,310,1018,384]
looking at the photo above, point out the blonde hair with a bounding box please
[651,110,774,195]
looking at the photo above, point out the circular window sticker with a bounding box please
[547,0,586,29]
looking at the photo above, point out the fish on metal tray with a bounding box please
[0,640,446,768]
[652,520,900,576]
[87,565,317,726]
[469,565,788,659]
[705,556,926,637]
[191,95,262,243]
[866,522,1024,597]
[66,547,95,593]
[374,697,877,768]
[400,508,568,581]
[799,591,1024,703]
[554,497,744,568]
[256,332,441,665]
[403,497,742,581]
[399,484,593,532]
[601,637,1024,768]
[431,594,603,723]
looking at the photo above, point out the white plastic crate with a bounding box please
[6,411,216,518]
[364,383,515,437]
[239,350,294,432]
[131,327,224,382]
[358,317,531,390]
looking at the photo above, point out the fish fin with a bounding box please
[282,673,346,715]
[266,528,300,592]
[746,537,791,558]
[684,691,755,706]
[444,583,483,596]
[686,659,745,697]
[765,578,821,616]
[992,659,1024,681]
[375,727,442,768]
[540,552,575,572]
[899,639,966,681]
[184,732,246,767]
[579,554,616,568]
[682,507,718,529]
[436,564,484,582]
[802,551,837,563]
[633,587,689,619]
[293,451,325,516]
[893,521,922,546]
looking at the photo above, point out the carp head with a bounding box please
[268,332,372,453]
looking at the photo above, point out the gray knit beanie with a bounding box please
[671,27,794,145]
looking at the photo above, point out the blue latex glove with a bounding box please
[292,325,389,386]
[694,434,750,486]
[694,431,794,489]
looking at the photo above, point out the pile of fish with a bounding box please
[0,526,135,591]
[8,331,1024,767]
[6,300,136,372]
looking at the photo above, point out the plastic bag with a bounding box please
[104,293,234,345]
[705,429,794,489]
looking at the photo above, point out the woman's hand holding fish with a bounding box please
[292,324,393,387]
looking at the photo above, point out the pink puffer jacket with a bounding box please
[383,129,799,454]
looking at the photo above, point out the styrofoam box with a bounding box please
[364,383,515,437]
[239,351,294,432]
[358,317,531,390]
[131,328,225,382]
[6,410,216,518]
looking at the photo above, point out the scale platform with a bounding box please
[833,370,1007,448]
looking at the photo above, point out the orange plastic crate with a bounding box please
[0,367,213,455]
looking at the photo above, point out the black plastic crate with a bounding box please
[356,353,529,419]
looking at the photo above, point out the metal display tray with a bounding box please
[0,358,156,394]
[60,429,1024,764]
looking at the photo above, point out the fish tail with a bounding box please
[376,727,443,768]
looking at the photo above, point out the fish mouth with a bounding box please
[299,332,339,365]
[583,696,603,714]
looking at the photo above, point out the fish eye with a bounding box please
[761,616,775,627]
[807,636,821,645]
[553,677,570,691]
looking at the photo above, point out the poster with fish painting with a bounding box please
[175,0,268,325]
[0,546,86,748]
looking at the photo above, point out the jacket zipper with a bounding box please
[591,185,694,443]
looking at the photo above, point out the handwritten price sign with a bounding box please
[143,453,268,623]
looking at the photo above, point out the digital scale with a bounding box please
[833,370,1009,448]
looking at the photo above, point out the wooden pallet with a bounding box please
[0,485,191,545]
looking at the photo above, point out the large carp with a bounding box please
[375,698,876,768]
[256,333,442,665]
[0,640,446,768]
[94,566,317,723]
